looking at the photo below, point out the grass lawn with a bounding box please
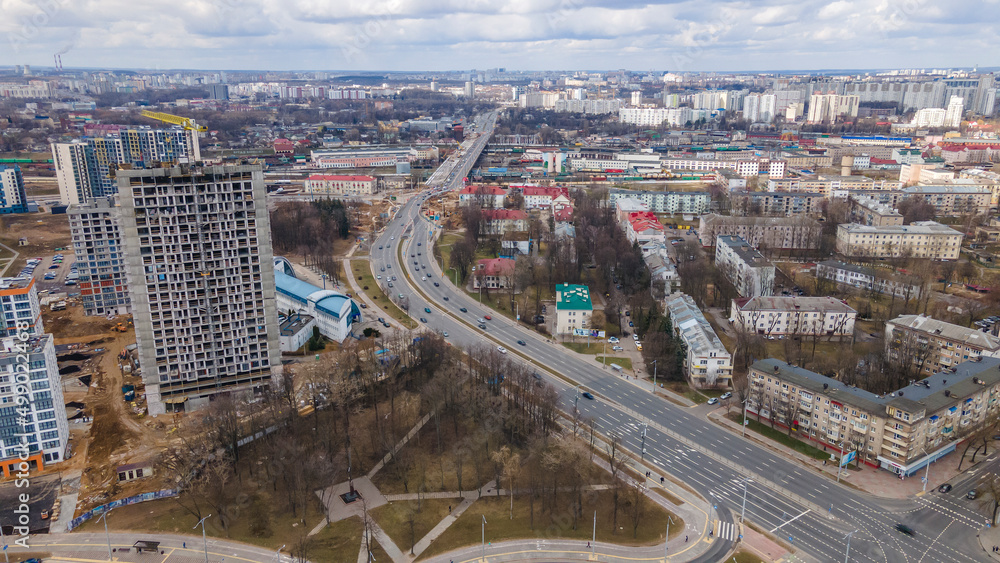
[350,259,417,329]
[76,492,337,558]
[596,356,632,370]
[371,498,454,556]
[561,340,605,355]
[730,413,829,461]
[665,382,708,405]
[419,490,680,560]
[732,548,769,563]
[434,232,464,279]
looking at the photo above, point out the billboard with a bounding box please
[573,329,607,338]
[840,450,856,467]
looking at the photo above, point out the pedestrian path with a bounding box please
[714,519,739,541]
[409,480,496,558]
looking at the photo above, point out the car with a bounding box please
[720,392,732,400]
[379,245,383,250]
[517,340,526,346]
[938,484,953,493]
[411,254,415,257]
[533,372,542,380]
[417,252,421,256]
[420,317,428,323]
[612,345,623,352]
[625,311,630,316]
[386,264,391,269]
[377,317,385,324]
[460,307,468,313]
[497,346,507,354]
[442,332,449,337]
[39,509,49,520]
[582,392,595,400]
[392,276,397,281]
[608,337,619,343]
[628,321,634,327]
[376,275,381,280]
[424,307,431,313]
[633,334,639,341]
[359,303,367,309]
[967,490,978,500]
[484,315,492,320]
[895,524,915,536]
[388,282,393,288]
[48,264,59,269]
[707,397,719,405]
[382,322,390,328]
[443,296,449,301]
[417,242,422,246]
[421,276,426,281]
[635,343,643,351]
[434,282,440,287]
[390,236,394,240]
[478,323,487,329]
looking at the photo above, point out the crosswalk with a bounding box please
[714,519,739,541]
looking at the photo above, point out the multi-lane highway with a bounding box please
[367,112,994,562]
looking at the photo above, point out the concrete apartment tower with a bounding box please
[116,164,281,415]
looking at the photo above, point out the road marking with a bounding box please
[714,519,738,541]
[769,509,811,533]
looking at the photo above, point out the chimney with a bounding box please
[774,365,780,373]
[823,383,828,390]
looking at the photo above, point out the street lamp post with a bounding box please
[740,478,751,523]
[321,273,328,290]
[741,398,750,438]
[652,359,658,391]
[665,515,674,558]
[194,514,212,563]
[641,422,648,461]
[97,509,113,560]
[575,385,580,410]
[271,544,286,563]
[836,442,846,484]
[481,515,488,560]
[591,511,597,555]
[843,529,858,563]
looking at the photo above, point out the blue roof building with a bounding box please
[274,271,361,343]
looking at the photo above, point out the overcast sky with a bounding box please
[3,0,998,73]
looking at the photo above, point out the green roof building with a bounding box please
[556,283,593,334]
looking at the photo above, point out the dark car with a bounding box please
[434,282,440,287]
[895,524,915,536]
[582,392,595,400]
[478,323,487,329]
[967,489,978,500]
[533,372,542,380]
[420,317,428,323]
[517,340,526,346]
[938,484,952,493]
[359,303,368,309]
[379,245,383,249]
[417,242,422,246]
[460,307,468,312]
[443,296,449,301]
[424,307,432,313]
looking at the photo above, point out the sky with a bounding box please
[2,0,999,73]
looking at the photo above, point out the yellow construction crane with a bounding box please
[140,110,207,132]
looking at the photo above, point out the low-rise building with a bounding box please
[730,296,856,339]
[847,195,904,227]
[274,270,361,343]
[748,357,1000,475]
[277,311,317,353]
[304,174,378,196]
[555,283,592,334]
[473,258,516,289]
[886,315,1000,376]
[715,235,775,298]
[665,293,733,389]
[608,189,711,214]
[481,208,528,236]
[522,186,569,209]
[0,334,68,476]
[900,185,992,215]
[625,211,666,245]
[835,221,963,260]
[458,184,506,208]
[698,214,822,250]
[729,191,825,217]
[815,260,923,299]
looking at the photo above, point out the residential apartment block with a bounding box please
[815,260,923,299]
[68,197,131,317]
[472,258,516,289]
[522,186,570,210]
[730,296,856,339]
[0,165,28,213]
[0,278,43,337]
[899,184,993,215]
[886,315,1000,376]
[698,214,822,250]
[748,357,1000,475]
[0,334,68,476]
[729,191,825,217]
[458,185,506,208]
[555,284,592,334]
[480,209,528,236]
[847,195,904,227]
[715,235,775,298]
[303,174,378,196]
[835,221,963,260]
[117,164,281,415]
[625,211,666,245]
[665,293,733,389]
[52,127,201,205]
[608,189,711,214]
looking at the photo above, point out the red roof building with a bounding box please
[473,258,516,289]
[273,138,295,155]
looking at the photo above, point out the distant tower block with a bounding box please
[841,155,853,176]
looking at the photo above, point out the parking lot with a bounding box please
[14,251,78,295]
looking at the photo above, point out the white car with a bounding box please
[720,392,732,400]
[608,337,619,344]
[632,334,639,341]
[421,276,426,281]
[497,346,507,354]
[612,345,624,352]
[477,318,486,323]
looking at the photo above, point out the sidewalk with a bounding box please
[978,523,1000,560]
[710,408,997,499]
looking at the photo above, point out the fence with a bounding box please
[67,489,178,531]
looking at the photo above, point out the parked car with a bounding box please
[707,397,719,405]
[720,392,732,400]
[612,345,623,352]
[608,337,619,343]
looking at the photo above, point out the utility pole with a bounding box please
[836,442,846,484]
[592,511,596,555]
[741,478,751,523]
[652,359,658,391]
[665,515,674,558]
[575,385,580,410]
[641,422,648,461]
[97,509,113,560]
[843,529,858,563]
[742,397,750,437]
[194,514,212,563]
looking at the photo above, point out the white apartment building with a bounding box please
[715,235,775,298]
[835,221,963,260]
[0,278,43,337]
[117,164,281,416]
[665,293,733,389]
[555,284,593,335]
[0,334,68,476]
[730,296,856,339]
[0,165,28,214]
[304,174,378,196]
[807,93,860,123]
[608,189,711,214]
[68,197,131,317]
[815,260,923,299]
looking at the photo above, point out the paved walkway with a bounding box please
[409,480,496,558]
[710,408,998,499]
[978,522,1000,560]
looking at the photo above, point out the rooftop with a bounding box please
[717,235,772,267]
[838,221,963,236]
[734,296,856,314]
[306,174,375,182]
[902,184,991,195]
[888,314,1000,351]
[275,271,359,321]
[0,277,36,292]
[556,283,592,311]
[665,293,729,356]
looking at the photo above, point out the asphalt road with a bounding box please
[365,112,994,562]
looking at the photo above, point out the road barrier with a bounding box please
[68,489,178,531]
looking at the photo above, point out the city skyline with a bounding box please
[3,0,998,72]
